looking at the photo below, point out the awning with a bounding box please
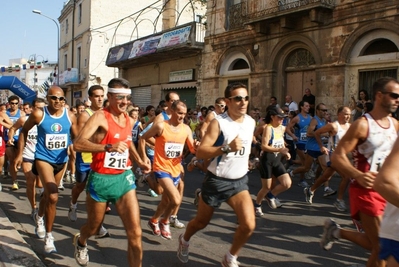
[161,81,197,90]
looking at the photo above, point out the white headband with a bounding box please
[108,87,131,94]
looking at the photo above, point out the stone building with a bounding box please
[200,0,399,117]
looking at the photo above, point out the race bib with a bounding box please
[45,134,68,150]
[164,142,184,158]
[369,152,387,172]
[273,139,284,149]
[300,132,307,141]
[104,150,130,170]
[132,129,138,142]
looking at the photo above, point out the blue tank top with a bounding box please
[132,120,140,145]
[5,109,21,142]
[75,108,94,172]
[35,107,71,164]
[295,113,312,145]
[306,116,326,151]
[162,110,170,121]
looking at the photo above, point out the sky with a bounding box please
[0,0,65,66]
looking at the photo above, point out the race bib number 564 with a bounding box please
[45,134,67,150]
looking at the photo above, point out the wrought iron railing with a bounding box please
[229,0,336,29]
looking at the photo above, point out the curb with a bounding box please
[0,207,45,267]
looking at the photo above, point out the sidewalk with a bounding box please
[0,206,45,267]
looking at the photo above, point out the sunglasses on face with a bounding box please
[115,94,132,100]
[48,95,66,101]
[216,104,225,108]
[132,109,139,111]
[319,109,328,112]
[382,92,399,99]
[193,113,198,115]
[10,102,19,105]
[228,95,249,102]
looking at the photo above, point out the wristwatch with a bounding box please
[221,144,231,154]
[105,144,112,152]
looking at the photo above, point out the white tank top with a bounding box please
[207,113,255,179]
[329,121,349,150]
[23,121,38,160]
[380,203,399,242]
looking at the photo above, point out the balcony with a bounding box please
[229,0,336,30]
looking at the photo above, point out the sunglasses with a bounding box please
[228,95,249,102]
[382,92,399,99]
[193,113,198,115]
[10,102,19,105]
[216,104,225,108]
[115,94,132,100]
[319,109,328,112]
[48,95,66,101]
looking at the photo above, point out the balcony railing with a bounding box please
[229,0,336,29]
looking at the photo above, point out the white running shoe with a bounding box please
[74,233,89,266]
[68,203,78,222]
[170,216,185,229]
[44,234,57,253]
[35,215,46,239]
[177,234,189,263]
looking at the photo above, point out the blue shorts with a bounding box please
[379,238,399,262]
[153,171,180,186]
[306,149,324,159]
[296,143,306,151]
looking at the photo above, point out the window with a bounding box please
[78,3,82,24]
[64,54,68,71]
[359,69,398,96]
[77,46,82,71]
[66,19,69,34]
[361,39,399,56]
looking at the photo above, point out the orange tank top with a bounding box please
[153,122,187,177]
[91,108,132,174]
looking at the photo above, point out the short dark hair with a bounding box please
[372,77,399,100]
[224,82,247,98]
[8,95,19,103]
[171,100,187,111]
[23,102,31,107]
[165,91,179,102]
[88,85,104,96]
[33,98,45,107]
[215,97,224,104]
[108,78,129,89]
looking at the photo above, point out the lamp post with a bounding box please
[28,54,46,90]
[32,9,60,85]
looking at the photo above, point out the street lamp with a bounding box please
[32,9,60,85]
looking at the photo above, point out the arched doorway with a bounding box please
[219,51,251,93]
[285,48,316,103]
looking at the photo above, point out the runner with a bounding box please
[303,106,351,206]
[5,95,25,190]
[254,107,291,216]
[374,136,399,267]
[0,111,13,192]
[199,97,226,139]
[14,86,77,254]
[177,82,255,267]
[72,78,150,267]
[322,77,399,267]
[141,100,197,240]
[8,98,45,219]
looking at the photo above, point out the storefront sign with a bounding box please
[73,91,82,98]
[169,69,194,82]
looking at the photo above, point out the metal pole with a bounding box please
[32,10,60,85]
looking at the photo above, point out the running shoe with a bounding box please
[193,188,201,207]
[265,196,277,209]
[298,180,309,188]
[11,182,19,190]
[333,199,347,212]
[35,214,46,239]
[323,187,336,197]
[58,179,65,191]
[74,233,89,266]
[255,206,264,217]
[31,208,38,221]
[170,216,185,229]
[304,187,314,204]
[305,169,315,180]
[177,234,189,263]
[68,203,78,222]
[147,189,158,197]
[275,198,283,208]
[221,254,240,267]
[70,174,76,184]
[320,218,340,250]
[95,225,110,239]
[44,234,57,253]
[64,171,71,183]
[137,173,147,188]
[160,222,172,240]
[147,220,161,236]
[289,170,294,179]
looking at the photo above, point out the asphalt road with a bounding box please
[0,163,367,267]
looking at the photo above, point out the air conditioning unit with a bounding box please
[79,73,86,81]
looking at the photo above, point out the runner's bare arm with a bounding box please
[285,116,298,141]
[306,118,318,138]
[0,113,13,129]
[140,121,163,141]
[331,118,372,187]
[7,116,25,144]
[314,123,336,153]
[374,138,399,208]
[69,111,78,139]
[199,112,215,139]
[185,124,197,154]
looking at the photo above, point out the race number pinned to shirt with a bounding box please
[369,152,386,172]
[132,129,138,142]
[45,134,68,150]
[300,132,307,141]
[165,142,184,158]
[104,150,130,170]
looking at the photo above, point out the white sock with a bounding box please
[225,251,237,262]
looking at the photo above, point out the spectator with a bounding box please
[285,95,298,113]
[302,88,315,116]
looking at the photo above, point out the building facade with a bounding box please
[58,0,168,105]
[199,0,399,116]
[106,0,207,109]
